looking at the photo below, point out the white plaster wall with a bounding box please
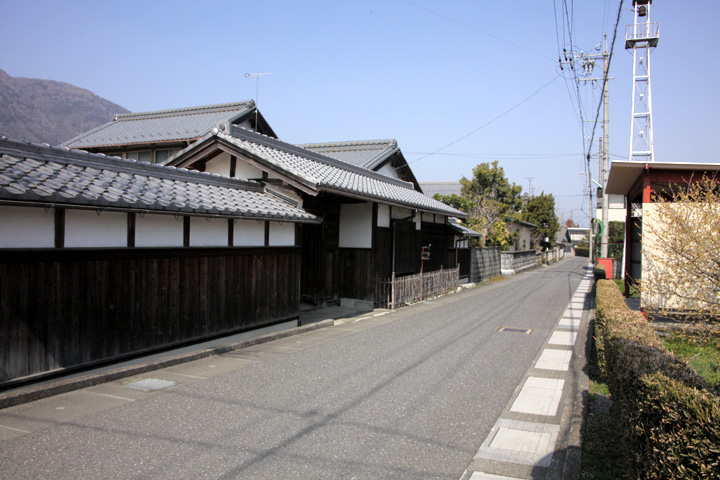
[65,210,127,247]
[435,215,446,224]
[190,217,228,247]
[269,222,296,246]
[266,185,302,205]
[390,206,421,230]
[391,207,412,219]
[0,205,54,248]
[205,153,232,177]
[235,160,264,180]
[339,202,372,248]
[234,220,265,246]
[377,204,390,228]
[135,214,184,247]
[422,213,434,223]
[377,164,399,180]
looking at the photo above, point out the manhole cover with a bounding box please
[123,378,176,392]
[497,326,534,335]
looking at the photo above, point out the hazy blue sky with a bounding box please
[2,1,718,226]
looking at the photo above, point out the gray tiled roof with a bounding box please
[201,128,466,218]
[419,181,462,198]
[0,136,320,223]
[60,101,256,149]
[448,218,481,237]
[298,139,398,170]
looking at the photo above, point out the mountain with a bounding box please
[0,69,129,146]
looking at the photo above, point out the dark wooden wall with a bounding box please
[421,222,451,272]
[0,247,301,385]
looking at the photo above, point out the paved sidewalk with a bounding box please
[461,265,593,480]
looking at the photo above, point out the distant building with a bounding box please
[419,181,462,198]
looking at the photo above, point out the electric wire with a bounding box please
[584,0,625,162]
[400,76,559,168]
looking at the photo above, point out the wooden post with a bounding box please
[391,271,396,311]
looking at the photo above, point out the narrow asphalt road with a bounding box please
[0,257,588,479]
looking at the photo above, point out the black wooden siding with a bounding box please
[0,247,301,385]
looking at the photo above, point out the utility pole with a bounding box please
[601,41,610,258]
[578,40,612,258]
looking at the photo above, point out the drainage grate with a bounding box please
[123,378,176,392]
[497,326,534,335]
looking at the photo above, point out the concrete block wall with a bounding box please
[501,250,538,275]
[470,247,501,283]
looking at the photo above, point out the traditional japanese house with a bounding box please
[0,136,319,385]
[63,101,469,309]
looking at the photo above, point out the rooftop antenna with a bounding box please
[524,177,537,197]
[245,72,272,132]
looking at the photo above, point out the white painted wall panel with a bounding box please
[377,204,390,228]
[269,222,295,246]
[235,161,263,180]
[339,202,372,248]
[135,214,184,247]
[391,207,412,219]
[65,210,127,247]
[190,217,228,247]
[0,205,54,248]
[234,220,265,246]
[205,153,232,177]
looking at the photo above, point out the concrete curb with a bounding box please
[0,319,335,410]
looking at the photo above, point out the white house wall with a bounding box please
[377,204,390,228]
[0,205,300,249]
[235,159,264,180]
[234,220,265,246]
[65,210,127,248]
[136,214,184,247]
[0,205,54,248]
[204,153,232,177]
[204,152,265,180]
[339,202,373,249]
[269,222,295,246]
[190,217,228,247]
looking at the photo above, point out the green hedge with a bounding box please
[575,246,589,257]
[594,280,720,477]
[592,264,606,282]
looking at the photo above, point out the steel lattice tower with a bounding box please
[626,0,659,162]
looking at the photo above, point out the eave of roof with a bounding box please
[607,160,720,195]
[0,136,320,223]
[166,128,467,218]
[448,222,481,237]
[298,139,398,170]
[60,101,257,149]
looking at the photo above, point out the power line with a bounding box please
[399,76,559,168]
[584,0,625,161]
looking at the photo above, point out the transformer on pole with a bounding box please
[626,0,659,162]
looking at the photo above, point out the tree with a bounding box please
[641,176,720,333]
[435,161,522,244]
[433,161,525,247]
[485,221,515,250]
[565,218,578,228]
[522,192,560,248]
[608,220,625,258]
